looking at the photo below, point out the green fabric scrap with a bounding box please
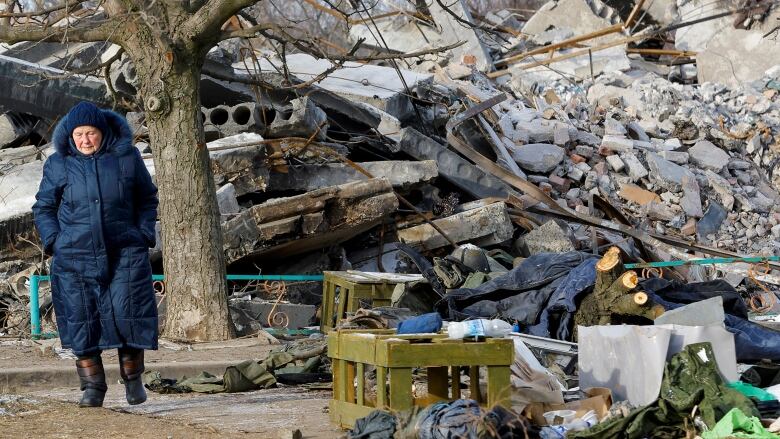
[701,408,776,439]
[728,381,778,402]
[572,343,758,439]
[143,351,296,394]
[462,272,489,289]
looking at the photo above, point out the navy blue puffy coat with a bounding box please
[32,109,159,356]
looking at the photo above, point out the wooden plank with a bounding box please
[487,365,512,408]
[381,342,513,367]
[334,359,345,401]
[356,363,365,406]
[346,361,357,403]
[496,23,623,65]
[388,367,413,412]
[451,366,461,399]
[470,366,482,403]
[427,366,449,403]
[376,366,388,408]
[329,399,376,429]
[321,280,334,332]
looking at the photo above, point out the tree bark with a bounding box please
[136,53,234,341]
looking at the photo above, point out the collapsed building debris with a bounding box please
[5,0,780,436]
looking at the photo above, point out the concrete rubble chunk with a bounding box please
[605,155,625,173]
[428,0,492,72]
[267,97,328,141]
[601,135,634,153]
[705,170,735,211]
[210,137,269,196]
[268,160,438,192]
[659,151,689,165]
[520,220,575,255]
[248,53,432,121]
[618,183,660,206]
[688,140,730,172]
[222,178,398,263]
[620,152,648,181]
[397,202,513,251]
[680,176,703,218]
[203,103,268,141]
[644,201,680,222]
[698,202,728,240]
[216,183,241,216]
[508,143,565,173]
[645,152,696,192]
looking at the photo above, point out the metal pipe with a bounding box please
[625,256,780,269]
[29,274,40,338]
[28,273,325,338]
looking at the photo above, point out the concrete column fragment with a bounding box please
[222,178,398,263]
[397,201,514,251]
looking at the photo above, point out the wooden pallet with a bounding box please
[328,329,514,429]
[320,271,422,332]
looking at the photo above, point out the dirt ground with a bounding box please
[0,337,280,369]
[0,396,243,438]
[0,336,344,438]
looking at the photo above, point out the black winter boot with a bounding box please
[118,347,147,405]
[75,355,107,407]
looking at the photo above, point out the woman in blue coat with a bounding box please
[33,102,159,407]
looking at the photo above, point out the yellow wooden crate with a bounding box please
[327,329,514,429]
[320,271,423,332]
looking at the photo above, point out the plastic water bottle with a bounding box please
[447,319,513,339]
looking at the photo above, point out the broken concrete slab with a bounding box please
[397,201,513,251]
[396,128,511,199]
[645,152,696,192]
[520,220,575,255]
[0,54,112,121]
[507,143,564,173]
[428,0,493,72]
[248,54,432,121]
[696,16,780,87]
[268,160,437,192]
[522,0,622,44]
[222,178,397,263]
[688,140,730,172]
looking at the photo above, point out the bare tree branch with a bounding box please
[184,0,260,42]
[0,18,120,44]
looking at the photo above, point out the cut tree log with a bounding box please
[574,246,664,339]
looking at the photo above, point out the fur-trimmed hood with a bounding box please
[52,108,134,156]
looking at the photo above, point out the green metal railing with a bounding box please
[29,273,324,338]
[624,256,780,269]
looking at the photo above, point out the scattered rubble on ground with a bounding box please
[4,0,780,437]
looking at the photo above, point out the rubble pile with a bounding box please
[3,0,780,436]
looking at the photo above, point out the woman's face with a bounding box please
[72,125,103,155]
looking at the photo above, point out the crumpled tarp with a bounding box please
[572,343,757,439]
[700,408,776,439]
[439,252,597,326]
[350,400,537,439]
[642,278,780,362]
[528,257,599,340]
[348,410,396,439]
[143,351,295,394]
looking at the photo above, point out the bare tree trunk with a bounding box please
[139,58,234,341]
